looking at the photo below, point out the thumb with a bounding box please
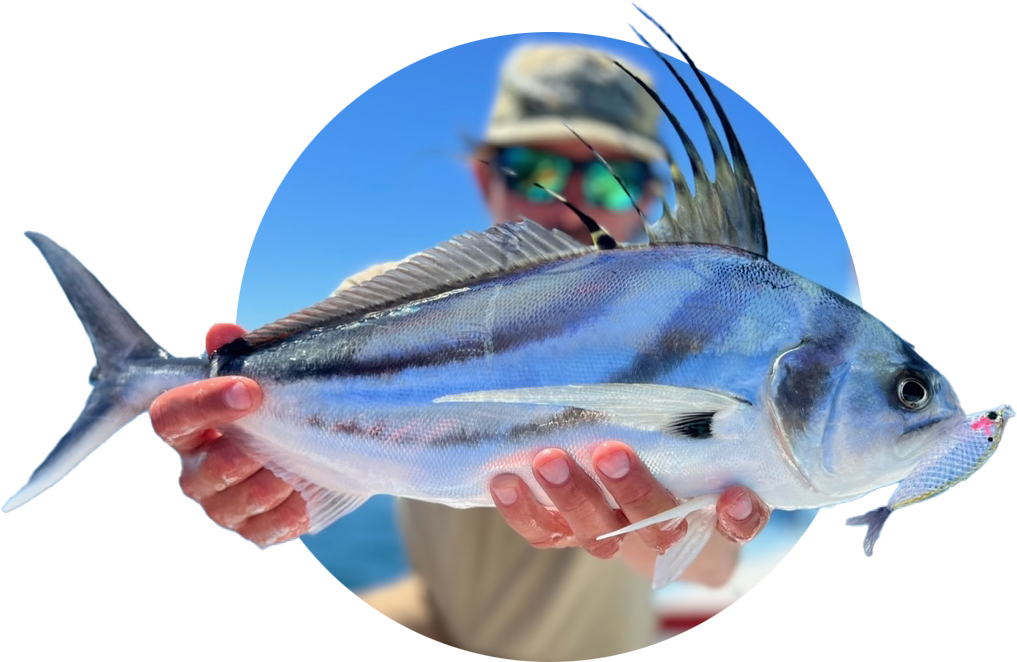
[206,323,247,355]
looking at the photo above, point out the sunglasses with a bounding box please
[492,146,653,212]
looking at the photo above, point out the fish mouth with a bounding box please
[894,414,959,461]
[897,405,1013,460]
[901,415,954,437]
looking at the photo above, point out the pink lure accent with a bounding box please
[971,416,994,434]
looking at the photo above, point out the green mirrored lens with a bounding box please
[498,148,570,202]
[582,161,646,211]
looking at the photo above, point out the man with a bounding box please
[150,43,769,660]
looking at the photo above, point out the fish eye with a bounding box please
[896,375,931,410]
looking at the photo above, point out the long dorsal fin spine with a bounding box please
[563,122,651,229]
[478,158,618,250]
[530,183,618,250]
[617,8,768,257]
[630,23,749,250]
[629,24,731,175]
[612,59,718,248]
[241,9,770,349]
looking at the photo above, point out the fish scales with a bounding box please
[210,245,894,512]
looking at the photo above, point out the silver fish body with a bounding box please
[214,239,962,519]
[5,224,995,590]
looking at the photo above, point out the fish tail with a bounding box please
[846,506,892,556]
[3,233,206,513]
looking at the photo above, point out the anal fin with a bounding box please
[228,427,369,539]
[263,458,369,536]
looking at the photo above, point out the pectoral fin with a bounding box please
[653,506,718,589]
[595,493,720,589]
[596,493,720,539]
[435,384,750,439]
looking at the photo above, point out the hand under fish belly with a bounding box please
[157,332,770,581]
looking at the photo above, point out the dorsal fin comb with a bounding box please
[625,7,769,257]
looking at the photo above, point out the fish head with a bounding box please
[826,341,965,496]
[775,334,964,498]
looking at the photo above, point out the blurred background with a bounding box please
[235,31,866,662]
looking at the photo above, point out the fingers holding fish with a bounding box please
[205,322,246,356]
[715,486,770,544]
[149,322,302,544]
[490,473,578,549]
[236,491,311,548]
[185,435,266,492]
[150,374,277,541]
[177,439,305,544]
[177,437,263,500]
[149,376,262,451]
[591,441,686,554]
[532,448,629,559]
[149,323,258,451]
[200,468,295,530]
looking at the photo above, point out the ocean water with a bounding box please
[236,496,408,662]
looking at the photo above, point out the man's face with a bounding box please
[474,139,655,244]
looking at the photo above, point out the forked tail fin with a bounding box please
[4,233,205,512]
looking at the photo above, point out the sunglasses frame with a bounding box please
[491,146,654,212]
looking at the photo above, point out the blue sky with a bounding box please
[236,31,855,330]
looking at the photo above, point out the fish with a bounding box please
[846,405,1012,555]
[2,11,1009,595]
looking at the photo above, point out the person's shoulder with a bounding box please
[334,259,406,294]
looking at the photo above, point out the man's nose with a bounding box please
[552,171,599,244]
[562,170,586,211]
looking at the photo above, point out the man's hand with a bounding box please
[152,325,768,568]
[489,441,769,582]
[149,323,309,547]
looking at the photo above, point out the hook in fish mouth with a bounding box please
[893,414,960,462]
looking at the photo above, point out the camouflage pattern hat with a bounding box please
[484,44,666,162]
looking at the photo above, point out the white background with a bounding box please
[1,1,1014,660]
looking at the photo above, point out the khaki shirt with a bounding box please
[337,261,656,661]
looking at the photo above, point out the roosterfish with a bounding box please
[3,10,1008,589]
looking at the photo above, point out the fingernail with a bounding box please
[536,457,570,486]
[596,449,630,479]
[224,382,252,411]
[728,491,753,521]
[493,486,518,506]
